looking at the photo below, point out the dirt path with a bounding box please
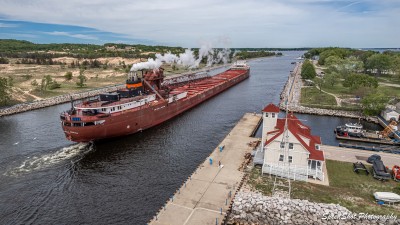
[379,82,400,88]
[316,86,342,106]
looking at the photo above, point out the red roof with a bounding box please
[264,113,324,161]
[262,103,280,113]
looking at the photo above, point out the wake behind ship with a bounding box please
[60,62,250,142]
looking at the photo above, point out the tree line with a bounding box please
[303,47,400,115]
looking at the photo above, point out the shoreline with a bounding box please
[0,64,231,117]
[279,62,378,123]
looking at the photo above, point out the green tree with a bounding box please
[0,77,11,105]
[301,60,317,79]
[48,80,61,90]
[7,76,14,87]
[44,75,53,90]
[76,69,87,87]
[361,91,389,116]
[31,79,38,87]
[323,72,339,87]
[0,57,9,64]
[365,54,392,76]
[313,77,325,92]
[343,74,378,90]
[64,71,73,80]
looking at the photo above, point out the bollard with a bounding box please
[178,189,180,194]
[229,190,232,198]
[220,207,222,215]
[171,196,174,202]
[225,199,227,205]
[184,182,186,187]
[216,218,218,225]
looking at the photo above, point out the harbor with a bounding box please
[1,52,397,225]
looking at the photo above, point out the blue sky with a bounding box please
[0,0,399,48]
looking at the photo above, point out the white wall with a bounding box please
[264,130,310,168]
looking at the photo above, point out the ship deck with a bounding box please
[171,69,246,97]
[64,68,248,123]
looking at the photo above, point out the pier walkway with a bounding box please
[149,113,261,225]
[323,145,400,168]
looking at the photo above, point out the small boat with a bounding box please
[373,192,400,204]
[393,165,400,181]
[334,123,364,138]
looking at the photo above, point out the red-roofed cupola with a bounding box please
[262,103,280,113]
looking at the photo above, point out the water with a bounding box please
[0,52,381,225]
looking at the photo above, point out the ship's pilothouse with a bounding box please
[61,68,189,125]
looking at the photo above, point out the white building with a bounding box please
[381,108,399,122]
[259,103,325,181]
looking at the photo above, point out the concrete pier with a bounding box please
[148,113,261,225]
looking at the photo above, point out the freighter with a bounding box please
[60,61,250,142]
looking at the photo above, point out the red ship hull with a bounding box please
[61,68,249,142]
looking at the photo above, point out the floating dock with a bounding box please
[338,143,400,154]
[148,113,262,225]
[335,134,400,145]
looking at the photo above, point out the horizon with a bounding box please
[0,1,399,48]
[1,38,399,50]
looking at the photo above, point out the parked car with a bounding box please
[372,160,391,181]
[367,154,381,164]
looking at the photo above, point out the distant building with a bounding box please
[381,108,399,122]
[258,103,325,181]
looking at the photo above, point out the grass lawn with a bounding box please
[300,87,337,106]
[320,82,354,97]
[378,85,400,98]
[248,160,400,216]
[376,75,400,85]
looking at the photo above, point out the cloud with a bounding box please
[0,22,19,28]
[0,0,399,47]
[44,31,98,40]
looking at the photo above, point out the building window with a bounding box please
[289,143,294,150]
[272,113,276,118]
[288,156,293,163]
[315,145,320,150]
[279,155,284,162]
[265,113,269,117]
[280,142,285,149]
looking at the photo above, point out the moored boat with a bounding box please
[334,123,364,137]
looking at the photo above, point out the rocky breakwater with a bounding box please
[228,191,398,225]
[278,65,378,123]
[279,102,378,123]
[0,84,124,117]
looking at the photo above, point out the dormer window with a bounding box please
[315,145,320,150]
[265,113,269,117]
[272,113,276,118]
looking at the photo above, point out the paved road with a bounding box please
[323,145,400,168]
